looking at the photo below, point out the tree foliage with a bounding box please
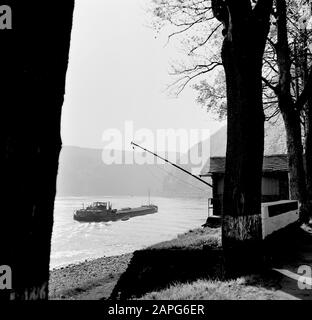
[151,0,223,97]
[150,0,312,122]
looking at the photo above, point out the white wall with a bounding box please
[261,200,299,239]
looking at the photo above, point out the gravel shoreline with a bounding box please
[49,253,133,300]
[48,227,221,300]
[48,225,312,300]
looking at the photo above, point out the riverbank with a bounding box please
[49,254,133,300]
[49,227,220,300]
[49,224,312,300]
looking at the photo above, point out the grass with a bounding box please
[135,223,312,300]
[51,223,310,300]
[110,227,224,299]
[148,227,221,250]
[139,274,285,300]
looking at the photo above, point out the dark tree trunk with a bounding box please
[221,27,265,273]
[0,2,74,300]
[222,62,265,272]
[212,0,273,274]
[306,100,312,205]
[302,28,312,210]
[281,108,307,205]
[276,0,308,221]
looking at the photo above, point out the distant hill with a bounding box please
[56,146,212,198]
[57,120,286,197]
[57,147,166,197]
[162,119,287,194]
[264,118,287,155]
[199,118,287,175]
[204,118,287,157]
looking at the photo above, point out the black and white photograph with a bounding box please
[1,0,312,308]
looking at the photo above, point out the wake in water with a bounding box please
[50,196,208,269]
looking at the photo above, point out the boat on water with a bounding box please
[73,200,158,222]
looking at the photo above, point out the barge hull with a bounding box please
[73,206,157,222]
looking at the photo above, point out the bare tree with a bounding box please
[152,0,273,272]
[151,0,312,221]
[263,0,312,220]
[151,0,224,95]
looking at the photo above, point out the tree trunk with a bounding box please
[306,100,312,208]
[276,0,309,221]
[0,2,74,300]
[281,108,308,214]
[221,33,265,274]
[212,1,273,275]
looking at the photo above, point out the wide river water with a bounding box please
[50,196,208,269]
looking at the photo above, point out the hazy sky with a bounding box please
[61,0,225,152]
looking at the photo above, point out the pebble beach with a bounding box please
[49,253,133,300]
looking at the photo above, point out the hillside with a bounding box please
[56,146,211,197]
[57,147,165,196]
[206,118,287,157]
[56,120,286,197]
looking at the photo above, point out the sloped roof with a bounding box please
[263,154,289,172]
[200,154,288,176]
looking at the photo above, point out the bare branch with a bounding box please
[295,67,312,111]
[262,76,279,94]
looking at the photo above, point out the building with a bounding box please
[200,155,289,217]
